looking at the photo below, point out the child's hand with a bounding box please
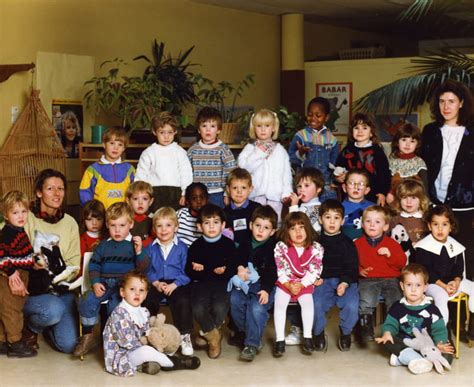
[257,290,269,305]
[437,341,455,354]
[281,196,292,205]
[289,192,302,207]
[237,265,249,281]
[162,283,177,296]
[359,266,373,277]
[132,236,143,255]
[314,278,324,287]
[296,141,311,156]
[289,282,302,295]
[179,195,186,207]
[8,271,28,297]
[223,196,230,206]
[386,193,395,205]
[214,266,226,275]
[377,247,391,258]
[192,262,204,271]
[334,173,346,184]
[375,331,394,344]
[337,282,348,296]
[93,282,106,297]
[376,193,386,207]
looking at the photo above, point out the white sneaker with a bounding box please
[180,333,194,356]
[408,358,433,375]
[389,354,401,367]
[285,326,302,345]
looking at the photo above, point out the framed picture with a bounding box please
[316,82,352,134]
[52,100,83,158]
[374,113,419,142]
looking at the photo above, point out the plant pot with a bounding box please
[220,122,240,144]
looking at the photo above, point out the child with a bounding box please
[176,182,208,247]
[288,97,339,202]
[187,107,236,208]
[386,123,428,205]
[414,205,474,339]
[273,212,323,357]
[313,200,359,352]
[335,113,391,206]
[376,264,454,374]
[74,202,149,357]
[0,191,37,357]
[237,109,292,221]
[341,169,374,240]
[355,205,406,343]
[288,167,325,233]
[143,207,194,357]
[223,168,261,248]
[126,181,154,249]
[103,270,200,376]
[229,206,278,361]
[135,112,193,211]
[80,199,106,258]
[79,126,135,209]
[185,204,238,359]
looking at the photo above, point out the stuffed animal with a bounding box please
[140,313,181,355]
[403,327,452,374]
[390,223,415,260]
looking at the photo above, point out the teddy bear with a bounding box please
[140,313,181,355]
[390,223,415,260]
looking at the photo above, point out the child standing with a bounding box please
[356,205,406,343]
[126,181,155,249]
[288,97,339,202]
[103,270,200,377]
[80,126,135,208]
[80,199,106,258]
[0,191,37,357]
[176,183,208,247]
[185,204,238,359]
[273,212,323,357]
[335,113,391,206]
[313,200,359,352]
[74,202,149,357]
[135,112,193,211]
[187,107,236,208]
[143,207,194,357]
[237,109,292,221]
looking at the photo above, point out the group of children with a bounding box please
[0,95,473,377]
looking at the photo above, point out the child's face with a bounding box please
[428,214,451,243]
[155,124,176,146]
[254,120,274,141]
[63,120,77,141]
[103,136,125,163]
[288,223,307,248]
[198,120,220,144]
[84,216,104,234]
[306,103,329,131]
[319,209,344,236]
[188,187,208,214]
[107,215,134,241]
[120,277,148,307]
[362,210,389,239]
[398,137,418,155]
[250,217,276,242]
[296,177,321,203]
[352,122,372,145]
[227,179,253,207]
[128,192,153,215]
[154,216,178,245]
[400,273,427,306]
[199,216,225,239]
[343,174,370,203]
[400,195,420,214]
[5,203,28,228]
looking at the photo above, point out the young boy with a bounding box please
[74,202,149,357]
[143,207,194,357]
[0,191,37,357]
[126,181,154,249]
[229,206,278,361]
[313,199,359,352]
[187,107,236,208]
[288,97,339,202]
[341,169,374,240]
[376,264,454,374]
[135,112,193,211]
[185,204,238,359]
[80,126,135,209]
[355,205,406,343]
[224,168,261,248]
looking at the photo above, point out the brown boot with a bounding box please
[22,326,39,350]
[73,333,99,357]
[204,328,222,359]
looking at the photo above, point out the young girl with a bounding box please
[60,111,81,158]
[273,212,323,357]
[414,205,474,340]
[80,199,106,258]
[238,109,292,221]
[103,270,200,376]
[386,123,428,205]
[335,113,391,206]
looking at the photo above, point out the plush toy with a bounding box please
[391,223,415,260]
[140,313,181,355]
[403,327,452,374]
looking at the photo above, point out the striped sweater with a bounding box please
[176,207,201,247]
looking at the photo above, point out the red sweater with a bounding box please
[355,235,406,278]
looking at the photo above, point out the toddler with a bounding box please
[126,181,154,249]
[80,199,106,258]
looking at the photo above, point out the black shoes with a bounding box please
[338,328,352,351]
[302,337,314,354]
[7,340,38,358]
[228,331,245,348]
[0,341,8,355]
[240,345,258,361]
[313,331,328,352]
[273,341,285,357]
[164,355,201,371]
[358,314,375,343]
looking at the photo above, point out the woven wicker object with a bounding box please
[0,89,66,201]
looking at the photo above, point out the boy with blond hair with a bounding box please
[126,181,154,248]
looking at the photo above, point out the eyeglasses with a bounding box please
[346,181,366,188]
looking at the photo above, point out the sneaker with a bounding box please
[313,332,328,352]
[164,355,201,371]
[180,333,194,356]
[285,325,302,345]
[137,361,161,375]
[389,354,401,367]
[408,358,433,374]
[0,342,7,355]
[338,329,352,352]
[273,341,285,357]
[7,341,37,358]
[302,337,314,354]
[73,333,99,357]
[240,345,257,361]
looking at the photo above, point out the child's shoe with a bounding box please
[240,345,258,361]
[7,340,37,358]
[22,325,39,349]
[338,328,352,351]
[164,355,201,370]
[273,341,285,357]
[313,331,328,352]
[73,333,99,357]
[467,312,474,341]
[302,337,314,354]
[389,354,401,367]
[194,333,207,348]
[137,361,161,375]
[203,328,222,359]
[358,314,374,343]
[285,325,302,345]
[0,341,8,355]
[180,333,194,356]
[408,358,433,374]
[227,330,245,348]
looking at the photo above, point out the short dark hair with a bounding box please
[430,79,474,126]
[294,167,325,190]
[400,263,429,284]
[319,199,344,218]
[196,107,223,131]
[197,203,226,224]
[390,123,422,157]
[251,205,278,230]
[34,169,67,195]
[307,97,331,115]
[185,182,209,201]
[424,204,458,234]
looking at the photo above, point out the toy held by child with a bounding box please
[126,181,155,249]
[176,183,208,247]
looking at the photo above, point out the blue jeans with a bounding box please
[313,278,359,335]
[208,192,224,208]
[78,278,121,326]
[230,283,275,347]
[23,292,78,354]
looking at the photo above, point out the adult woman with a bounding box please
[23,169,80,353]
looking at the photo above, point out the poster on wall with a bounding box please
[374,113,419,142]
[316,82,352,134]
[52,100,83,158]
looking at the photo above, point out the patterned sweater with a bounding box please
[0,223,35,276]
[176,207,202,247]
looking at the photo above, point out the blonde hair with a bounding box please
[0,190,29,217]
[249,109,279,140]
[362,205,391,225]
[393,179,430,214]
[153,206,178,227]
[126,181,153,200]
[102,126,129,147]
[106,202,134,223]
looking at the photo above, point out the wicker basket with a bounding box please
[339,46,386,60]
[220,122,240,144]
